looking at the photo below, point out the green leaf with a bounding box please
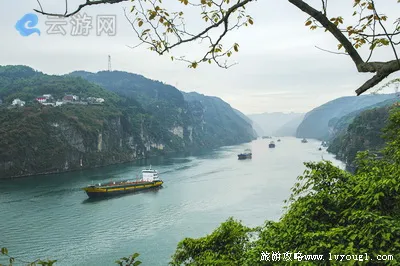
[1,248,8,255]
[233,43,239,52]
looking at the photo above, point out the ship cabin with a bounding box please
[142,168,160,182]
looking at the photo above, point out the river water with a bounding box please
[0,137,345,265]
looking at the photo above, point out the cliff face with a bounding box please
[327,106,392,166]
[0,106,156,178]
[326,98,400,141]
[296,93,398,140]
[182,92,257,146]
[0,66,256,178]
[70,71,256,148]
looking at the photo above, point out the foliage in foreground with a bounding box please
[2,106,400,265]
[170,106,400,265]
[0,248,141,266]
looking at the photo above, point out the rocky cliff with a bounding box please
[0,66,256,178]
[296,93,398,140]
[327,105,394,166]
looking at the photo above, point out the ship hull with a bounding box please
[83,180,163,198]
[238,153,252,160]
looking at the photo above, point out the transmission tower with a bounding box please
[108,55,112,71]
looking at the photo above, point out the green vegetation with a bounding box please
[70,70,256,149]
[327,98,399,140]
[328,106,392,166]
[3,106,400,265]
[0,66,256,178]
[0,66,120,104]
[168,105,400,265]
[0,248,141,266]
[296,94,398,140]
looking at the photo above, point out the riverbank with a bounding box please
[0,137,344,266]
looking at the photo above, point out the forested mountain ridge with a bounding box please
[327,97,399,140]
[70,70,256,148]
[296,93,398,140]
[0,66,255,178]
[327,104,395,166]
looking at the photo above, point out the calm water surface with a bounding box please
[0,137,345,265]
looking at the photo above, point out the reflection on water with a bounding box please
[81,187,164,204]
[0,137,345,266]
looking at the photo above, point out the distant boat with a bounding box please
[318,147,322,151]
[262,136,271,139]
[269,141,276,148]
[238,149,252,160]
[277,139,281,142]
[301,138,308,143]
[82,166,163,198]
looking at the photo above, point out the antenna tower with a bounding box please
[108,55,112,71]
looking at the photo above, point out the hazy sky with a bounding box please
[1,0,399,114]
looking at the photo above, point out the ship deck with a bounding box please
[92,180,159,189]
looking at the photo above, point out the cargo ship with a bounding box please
[82,167,163,198]
[238,149,252,160]
[269,141,276,148]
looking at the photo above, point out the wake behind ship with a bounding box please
[82,167,163,198]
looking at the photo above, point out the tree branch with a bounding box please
[34,0,129,17]
[288,0,364,68]
[289,0,400,95]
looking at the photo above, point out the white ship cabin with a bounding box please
[142,167,160,182]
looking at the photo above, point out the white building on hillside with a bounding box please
[12,98,25,107]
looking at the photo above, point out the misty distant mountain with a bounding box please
[247,112,305,136]
[296,93,398,140]
[274,114,305,136]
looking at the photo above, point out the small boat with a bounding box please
[238,149,252,160]
[277,139,281,142]
[318,147,322,151]
[301,138,308,143]
[82,166,163,198]
[269,141,275,148]
[262,136,271,139]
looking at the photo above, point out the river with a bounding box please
[0,137,345,265]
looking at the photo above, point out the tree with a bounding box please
[170,217,256,266]
[168,105,400,265]
[34,0,400,95]
[0,248,142,266]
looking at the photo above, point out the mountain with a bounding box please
[70,71,256,147]
[327,105,395,166]
[247,112,305,136]
[181,92,257,144]
[296,93,398,140]
[274,114,305,136]
[0,66,255,178]
[327,97,400,140]
[233,109,259,137]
